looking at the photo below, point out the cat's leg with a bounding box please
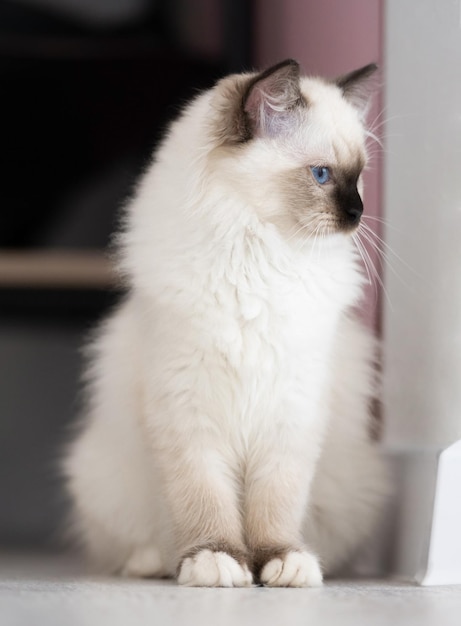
[244,423,324,587]
[143,393,252,586]
[136,307,254,587]
[170,465,252,586]
[152,442,252,587]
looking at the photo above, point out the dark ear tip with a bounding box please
[364,62,379,73]
[246,59,301,96]
[335,62,379,91]
[263,58,300,75]
[283,58,300,68]
[359,62,379,82]
[351,62,379,75]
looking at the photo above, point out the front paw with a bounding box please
[177,545,253,587]
[254,547,323,588]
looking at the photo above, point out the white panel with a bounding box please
[383,0,461,447]
[420,441,461,585]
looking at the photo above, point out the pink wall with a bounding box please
[254,0,383,330]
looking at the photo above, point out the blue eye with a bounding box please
[310,166,331,184]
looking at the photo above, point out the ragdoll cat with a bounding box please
[64,59,389,587]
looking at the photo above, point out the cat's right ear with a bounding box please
[335,63,378,117]
[242,59,305,139]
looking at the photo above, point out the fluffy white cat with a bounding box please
[64,60,390,587]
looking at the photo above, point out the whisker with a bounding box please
[356,226,385,274]
[362,215,394,228]
[365,129,384,150]
[352,233,373,287]
[286,222,312,243]
[309,222,326,263]
[357,225,413,295]
[360,222,419,278]
[308,223,321,261]
[367,106,390,131]
[356,230,394,310]
[286,217,325,246]
[368,113,402,136]
[361,216,402,245]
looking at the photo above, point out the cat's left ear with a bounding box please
[243,59,305,138]
[335,63,378,117]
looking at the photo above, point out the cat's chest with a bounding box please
[210,260,347,372]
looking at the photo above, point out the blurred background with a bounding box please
[0,0,382,551]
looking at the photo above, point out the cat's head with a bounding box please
[209,59,378,242]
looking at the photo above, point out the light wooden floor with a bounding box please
[2,552,461,626]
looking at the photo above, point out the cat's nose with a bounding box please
[345,190,363,224]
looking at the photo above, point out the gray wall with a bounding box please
[0,319,85,547]
[383,0,461,448]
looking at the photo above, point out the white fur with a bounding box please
[260,551,323,588]
[178,550,252,588]
[63,66,390,586]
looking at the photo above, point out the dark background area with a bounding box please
[1,0,252,250]
[0,0,253,549]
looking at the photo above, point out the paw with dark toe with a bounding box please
[177,544,252,587]
[253,546,323,587]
